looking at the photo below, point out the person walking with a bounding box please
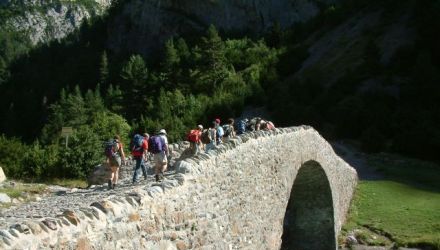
[222,118,235,142]
[215,118,224,145]
[106,135,125,190]
[205,121,217,152]
[187,125,203,155]
[131,132,149,184]
[150,129,169,182]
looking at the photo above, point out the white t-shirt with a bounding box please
[159,135,168,145]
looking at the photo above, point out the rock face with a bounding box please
[4,0,112,45]
[108,0,336,55]
[0,126,357,249]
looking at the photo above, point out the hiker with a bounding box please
[236,118,248,135]
[261,120,276,130]
[131,132,149,184]
[222,118,235,142]
[255,118,262,131]
[215,118,224,145]
[205,121,217,152]
[187,125,203,155]
[105,135,125,190]
[149,129,169,182]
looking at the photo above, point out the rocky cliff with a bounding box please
[107,0,336,55]
[2,0,112,45]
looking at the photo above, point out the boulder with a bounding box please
[0,193,11,203]
[0,167,6,183]
[87,163,111,186]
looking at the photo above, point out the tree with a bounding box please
[105,84,123,113]
[120,55,150,118]
[161,39,181,89]
[99,51,109,85]
[195,25,229,94]
[0,56,9,86]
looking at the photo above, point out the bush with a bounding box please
[0,135,25,179]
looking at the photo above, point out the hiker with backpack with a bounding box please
[222,118,235,142]
[187,125,203,155]
[131,132,149,184]
[205,121,217,152]
[149,129,169,182]
[215,118,224,145]
[236,118,248,135]
[260,120,276,130]
[105,135,126,190]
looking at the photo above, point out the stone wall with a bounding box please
[0,126,357,249]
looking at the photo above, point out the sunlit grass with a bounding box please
[342,154,440,249]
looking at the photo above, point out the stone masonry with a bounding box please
[0,126,357,249]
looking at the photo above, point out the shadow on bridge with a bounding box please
[281,160,336,250]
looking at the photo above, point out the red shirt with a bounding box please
[132,139,148,157]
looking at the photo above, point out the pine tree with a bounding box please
[99,51,109,85]
[197,25,229,94]
[162,39,182,89]
[120,55,149,118]
[105,84,123,113]
[176,37,191,66]
[0,56,10,85]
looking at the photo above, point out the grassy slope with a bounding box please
[342,154,440,249]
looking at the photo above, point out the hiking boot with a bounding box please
[112,183,116,189]
[144,176,148,181]
[108,180,112,190]
[155,174,159,182]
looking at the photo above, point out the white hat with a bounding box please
[159,129,167,135]
[198,124,203,129]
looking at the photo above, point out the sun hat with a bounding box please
[159,129,167,135]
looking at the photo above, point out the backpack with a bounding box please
[223,124,233,137]
[104,139,118,158]
[200,129,212,144]
[187,130,200,143]
[148,136,165,154]
[131,134,144,153]
[236,120,246,135]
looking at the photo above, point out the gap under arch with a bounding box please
[281,160,336,250]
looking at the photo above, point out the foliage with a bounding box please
[0,135,25,178]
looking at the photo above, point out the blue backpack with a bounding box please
[131,134,144,152]
[148,136,165,154]
[236,120,246,135]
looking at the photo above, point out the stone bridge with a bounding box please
[0,126,357,250]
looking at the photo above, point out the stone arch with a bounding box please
[281,160,336,250]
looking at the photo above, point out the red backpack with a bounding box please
[187,130,200,142]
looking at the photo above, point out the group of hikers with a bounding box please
[104,117,275,189]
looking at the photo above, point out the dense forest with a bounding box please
[0,0,439,181]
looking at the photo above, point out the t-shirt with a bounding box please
[132,139,148,157]
[216,126,224,138]
[160,135,168,145]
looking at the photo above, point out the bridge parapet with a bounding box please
[0,126,357,249]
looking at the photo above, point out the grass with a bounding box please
[342,153,440,249]
[45,178,88,188]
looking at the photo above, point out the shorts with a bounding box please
[110,156,122,167]
[153,152,167,166]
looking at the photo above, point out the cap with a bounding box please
[159,129,167,135]
[143,133,149,138]
[198,124,203,130]
[215,118,221,124]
